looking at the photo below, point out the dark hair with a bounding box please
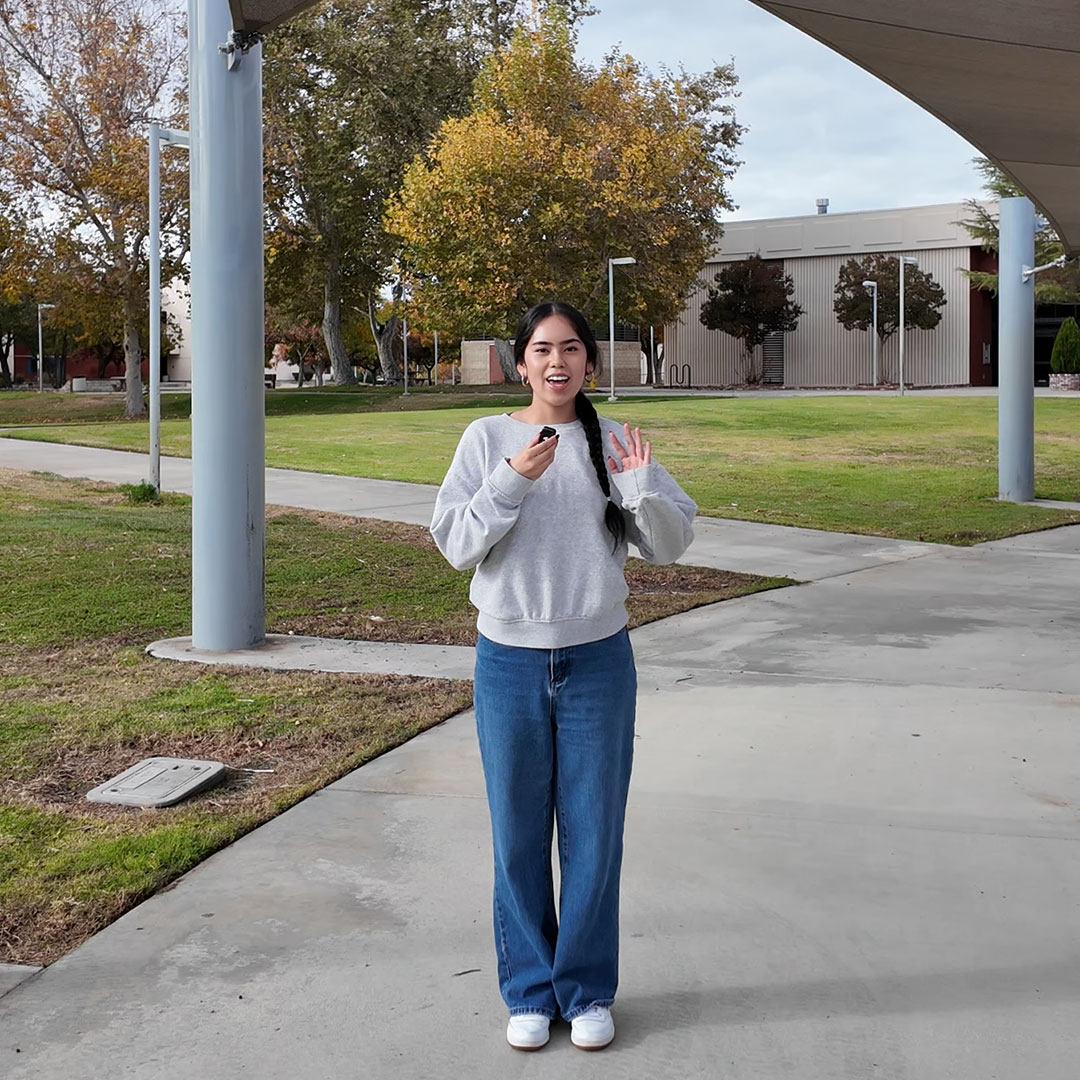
[514,301,626,552]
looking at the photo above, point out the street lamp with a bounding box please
[898,256,919,396]
[148,124,189,493]
[861,280,878,386]
[607,256,636,402]
[36,303,56,392]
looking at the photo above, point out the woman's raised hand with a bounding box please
[607,424,652,473]
[508,433,559,479]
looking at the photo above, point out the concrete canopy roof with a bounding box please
[228,0,321,35]
[748,2,1080,253]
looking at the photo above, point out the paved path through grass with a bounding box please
[4,394,1079,542]
[0,437,950,581]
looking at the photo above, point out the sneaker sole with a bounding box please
[571,1035,614,1051]
[508,1039,548,1052]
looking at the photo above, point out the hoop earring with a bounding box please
[521,374,529,386]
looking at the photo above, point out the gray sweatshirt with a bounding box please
[430,412,697,648]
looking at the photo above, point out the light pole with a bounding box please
[149,124,189,493]
[402,318,409,397]
[607,256,636,402]
[36,303,55,392]
[861,280,878,386]
[898,255,918,395]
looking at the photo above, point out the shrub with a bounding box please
[120,481,161,504]
[1050,317,1080,374]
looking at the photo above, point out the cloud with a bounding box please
[575,0,982,220]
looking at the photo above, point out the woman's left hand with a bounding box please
[607,423,652,473]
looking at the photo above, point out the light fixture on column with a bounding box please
[607,257,636,403]
[861,280,878,386]
[898,256,918,396]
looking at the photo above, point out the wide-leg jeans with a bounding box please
[474,628,637,1021]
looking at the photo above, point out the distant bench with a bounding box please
[71,378,123,393]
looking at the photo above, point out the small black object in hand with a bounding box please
[538,426,557,442]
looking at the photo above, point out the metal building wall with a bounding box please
[665,277,748,386]
[666,247,972,387]
[786,247,971,387]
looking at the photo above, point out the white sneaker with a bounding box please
[570,1005,615,1050]
[506,1012,550,1051]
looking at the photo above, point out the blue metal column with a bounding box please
[188,0,266,649]
[997,196,1035,503]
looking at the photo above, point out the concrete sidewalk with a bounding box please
[1,438,1079,1079]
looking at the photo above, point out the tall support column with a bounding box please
[998,196,1035,503]
[188,0,266,649]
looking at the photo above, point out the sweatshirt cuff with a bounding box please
[610,463,659,504]
[488,457,534,503]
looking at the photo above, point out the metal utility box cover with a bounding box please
[86,757,227,808]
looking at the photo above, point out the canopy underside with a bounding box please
[751,2,1080,252]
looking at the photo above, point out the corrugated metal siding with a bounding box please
[786,248,971,387]
[666,276,749,386]
[666,247,973,387]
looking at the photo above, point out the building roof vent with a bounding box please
[816,198,829,215]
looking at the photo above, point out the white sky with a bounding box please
[575,0,985,222]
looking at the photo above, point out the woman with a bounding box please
[430,301,696,1051]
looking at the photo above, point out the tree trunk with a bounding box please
[53,331,69,388]
[122,292,145,417]
[368,296,402,384]
[493,338,519,382]
[322,250,355,384]
[740,344,761,386]
[0,333,12,388]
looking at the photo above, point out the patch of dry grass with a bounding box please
[0,638,472,965]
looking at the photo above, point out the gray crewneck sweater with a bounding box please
[430,412,697,648]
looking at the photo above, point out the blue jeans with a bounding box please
[474,628,637,1021]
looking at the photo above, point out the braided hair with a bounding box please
[513,301,626,552]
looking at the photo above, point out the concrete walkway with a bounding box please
[1,438,1079,1079]
[0,437,947,581]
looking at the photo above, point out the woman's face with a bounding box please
[516,314,593,408]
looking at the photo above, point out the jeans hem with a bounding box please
[562,998,614,1022]
[507,1006,557,1019]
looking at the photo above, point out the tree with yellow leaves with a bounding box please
[386,6,741,365]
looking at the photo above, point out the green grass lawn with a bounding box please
[0,468,780,965]
[0,383,530,426]
[5,393,1079,543]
